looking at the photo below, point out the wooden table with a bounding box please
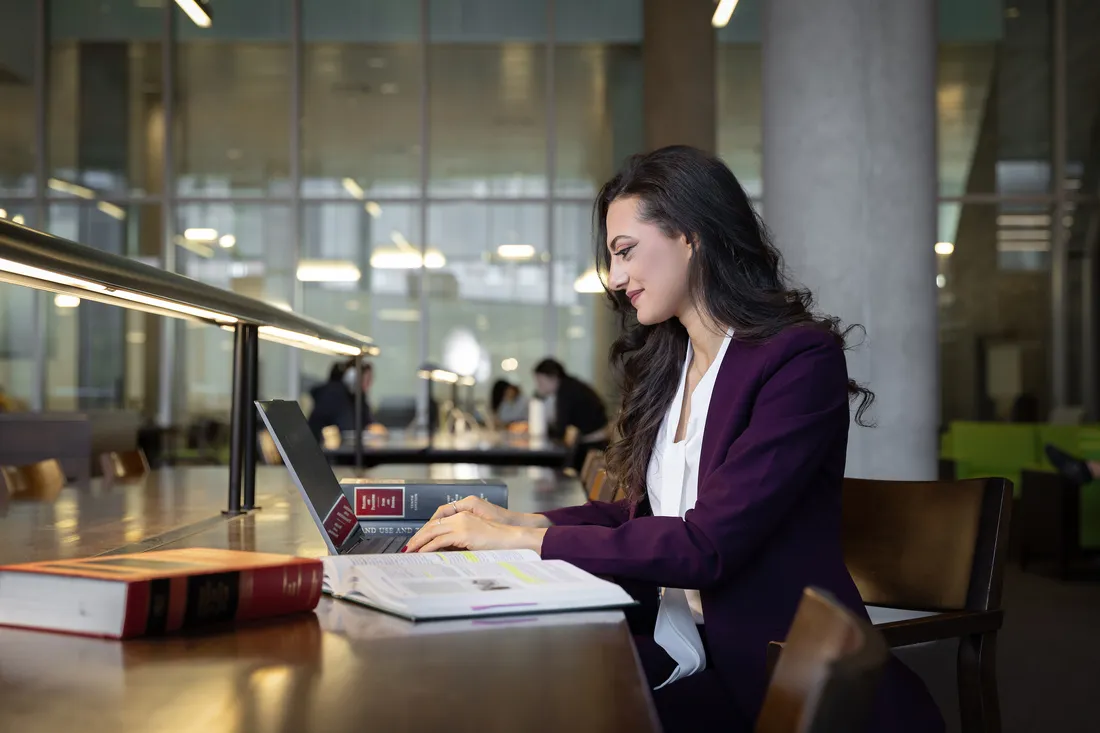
[325,431,570,467]
[0,466,660,733]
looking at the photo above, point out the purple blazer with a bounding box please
[540,326,944,732]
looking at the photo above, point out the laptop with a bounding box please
[255,399,413,555]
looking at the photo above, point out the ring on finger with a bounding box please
[450,501,459,513]
[437,517,443,526]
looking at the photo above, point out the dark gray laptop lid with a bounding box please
[254,399,363,554]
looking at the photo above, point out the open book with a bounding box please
[321,550,636,621]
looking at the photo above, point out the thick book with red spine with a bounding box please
[0,548,323,639]
[339,477,508,520]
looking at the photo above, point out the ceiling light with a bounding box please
[497,244,536,260]
[365,201,382,218]
[296,260,362,283]
[175,0,212,28]
[711,0,741,28]
[573,268,604,294]
[501,358,518,372]
[96,202,126,220]
[934,241,955,256]
[371,250,422,270]
[342,177,364,199]
[416,368,459,384]
[54,294,80,308]
[11,215,24,225]
[0,209,7,218]
[184,228,218,242]
[219,234,236,248]
[47,178,95,199]
[423,249,446,268]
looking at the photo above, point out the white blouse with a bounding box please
[645,330,733,689]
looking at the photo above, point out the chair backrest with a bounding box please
[756,587,887,733]
[587,469,608,502]
[842,476,1013,611]
[99,448,149,483]
[1,459,67,500]
[580,449,602,487]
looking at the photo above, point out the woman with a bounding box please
[489,379,528,426]
[405,146,943,732]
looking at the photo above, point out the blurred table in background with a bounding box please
[323,430,570,468]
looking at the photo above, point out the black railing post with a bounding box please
[225,323,248,515]
[242,324,259,509]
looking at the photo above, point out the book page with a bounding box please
[343,558,628,618]
[322,550,540,593]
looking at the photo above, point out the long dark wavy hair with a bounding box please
[596,146,874,502]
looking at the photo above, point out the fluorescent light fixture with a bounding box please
[296,259,362,283]
[184,228,218,242]
[54,294,80,308]
[219,234,236,248]
[417,368,459,384]
[258,326,362,357]
[175,0,212,28]
[573,268,604,294]
[47,178,95,199]
[379,308,421,322]
[371,250,421,269]
[459,376,476,387]
[96,201,126,220]
[997,229,1050,241]
[342,177,364,199]
[391,230,414,250]
[423,249,446,268]
[996,214,1050,227]
[496,244,536,260]
[370,248,447,270]
[712,0,741,28]
[501,358,518,372]
[934,241,955,256]
[111,290,238,324]
[365,201,382,218]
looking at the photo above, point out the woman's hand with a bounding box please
[423,495,551,529]
[404,512,547,554]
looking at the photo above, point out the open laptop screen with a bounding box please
[254,399,364,554]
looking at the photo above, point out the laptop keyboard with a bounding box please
[351,534,411,554]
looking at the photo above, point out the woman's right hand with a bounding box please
[426,496,550,528]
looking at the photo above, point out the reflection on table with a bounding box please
[321,428,570,467]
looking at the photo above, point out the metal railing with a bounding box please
[0,218,377,513]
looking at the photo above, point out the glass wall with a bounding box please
[6,0,1098,425]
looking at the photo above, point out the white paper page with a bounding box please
[322,550,539,594]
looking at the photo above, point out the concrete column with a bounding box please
[643,0,716,152]
[762,0,938,480]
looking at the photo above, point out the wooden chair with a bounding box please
[585,468,618,503]
[757,586,887,733]
[844,476,1012,733]
[1,459,67,501]
[99,448,150,485]
[580,449,605,488]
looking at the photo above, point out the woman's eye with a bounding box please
[616,245,635,259]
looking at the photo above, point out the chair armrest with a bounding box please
[764,608,1004,681]
[876,609,1003,647]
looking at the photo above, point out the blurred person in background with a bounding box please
[533,358,609,466]
[307,360,373,441]
[490,379,528,426]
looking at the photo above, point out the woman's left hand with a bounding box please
[404,512,546,554]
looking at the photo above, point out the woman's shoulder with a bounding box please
[735,322,845,366]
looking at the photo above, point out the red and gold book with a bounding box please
[0,548,323,639]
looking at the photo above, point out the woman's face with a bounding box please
[605,196,693,325]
